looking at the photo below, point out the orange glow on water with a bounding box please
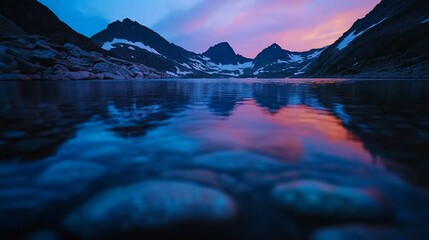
[183,100,376,164]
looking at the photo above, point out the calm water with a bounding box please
[1,79,429,239]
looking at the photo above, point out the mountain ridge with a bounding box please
[91,18,324,78]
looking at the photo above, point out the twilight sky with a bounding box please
[38,0,381,58]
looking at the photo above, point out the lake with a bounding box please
[1,79,429,239]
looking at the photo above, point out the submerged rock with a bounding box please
[272,180,390,220]
[190,151,285,172]
[37,161,107,185]
[312,226,407,240]
[64,181,236,238]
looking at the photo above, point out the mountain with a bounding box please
[91,18,195,74]
[0,0,166,80]
[203,42,251,65]
[306,0,429,78]
[91,19,254,77]
[91,19,324,78]
[0,0,103,54]
[246,43,325,78]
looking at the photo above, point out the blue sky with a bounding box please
[38,0,380,58]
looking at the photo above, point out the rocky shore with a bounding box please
[0,35,167,80]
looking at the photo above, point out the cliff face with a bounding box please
[306,0,429,78]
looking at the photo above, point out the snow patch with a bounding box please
[179,62,192,69]
[175,67,192,75]
[337,18,387,50]
[166,71,178,77]
[294,62,311,76]
[422,18,429,24]
[307,50,324,59]
[128,46,135,50]
[289,54,303,63]
[102,38,161,56]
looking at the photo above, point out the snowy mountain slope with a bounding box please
[245,44,325,78]
[91,19,324,78]
[306,0,429,78]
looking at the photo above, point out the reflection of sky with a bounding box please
[48,100,381,168]
[179,101,378,164]
[37,0,381,57]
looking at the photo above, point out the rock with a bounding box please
[29,49,58,67]
[37,161,107,186]
[2,38,34,50]
[64,43,87,58]
[272,181,390,220]
[102,72,124,80]
[65,181,236,238]
[116,66,135,78]
[312,226,407,240]
[66,71,94,80]
[0,35,165,80]
[15,57,45,73]
[161,169,227,188]
[34,40,52,50]
[190,151,285,172]
[0,73,31,80]
[87,51,103,59]
[92,62,112,73]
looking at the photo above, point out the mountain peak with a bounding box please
[207,42,235,54]
[122,18,135,23]
[268,43,281,49]
[203,42,239,64]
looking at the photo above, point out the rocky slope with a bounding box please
[0,34,166,80]
[91,19,323,78]
[306,0,429,78]
[0,0,166,80]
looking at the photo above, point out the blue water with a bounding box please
[1,79,429,239]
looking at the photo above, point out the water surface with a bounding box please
[1,79,429,239]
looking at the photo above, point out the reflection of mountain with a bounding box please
[1,80,429,185]
[310,81,429,185]
[0,81,191,161]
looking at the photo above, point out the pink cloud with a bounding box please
[154,0,381,58]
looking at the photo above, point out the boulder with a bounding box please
[29,49,58,67]
[0,73,31,80]
[189,151,285,172]
[312,226,407,240]
[93,62,113,73]
[66,71,95,80]
[101,72,124,80]
[34,40,52,50]
[15,57,44,73]
[64,43,87,58]
[272,180,390,221]
[65,181,236,238]
[37,160,107,186]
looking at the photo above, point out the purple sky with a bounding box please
[39,0,381,58]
